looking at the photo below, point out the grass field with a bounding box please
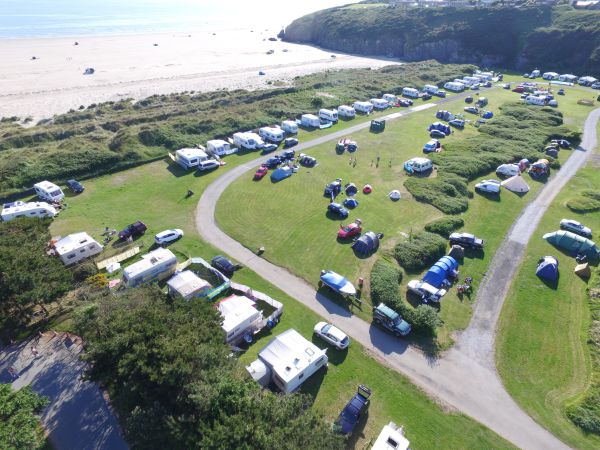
[217,85,595,348]
[496,141,600,450]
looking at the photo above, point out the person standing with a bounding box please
[31,345,38,358]
[8,366,18,379]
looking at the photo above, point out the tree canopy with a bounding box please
[0,384,49,450]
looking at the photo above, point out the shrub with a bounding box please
[73,261,98,282]
[394,231,446,271]
[370,260,403,307]
[311,97,324,108]
[567,190,600,213]
[425,217,464,237]
[410,304,443,335]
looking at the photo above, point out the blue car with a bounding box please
[66,179,84,193]
[423,139,440,153]
[449,119,465,129]
[336,385,372,435]
[261,143,278,154]
[328,202,349,218]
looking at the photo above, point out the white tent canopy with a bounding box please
[501,174,530,193]
[389,190,401,200]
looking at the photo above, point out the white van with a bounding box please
[281,120,298,134]
[300,114,320,128]
[258,126,285,143]
[337,105,355,118]
[524,95,547,106]
[402,87,420,98]
[370,98,389,110]
[319,108,338,122]
[1,201,57,222]
[382,93,397,103]
[34,180,64,202]
[423,84,439,95]
[233,132,264,150]
[353,101,374,114]
[207,139,235,156]
[404,157,432,173]
[175,147,208,169]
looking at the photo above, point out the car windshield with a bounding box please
[321,324,331,334]
[342,226,352,232]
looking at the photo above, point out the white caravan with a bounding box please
[524,95,547,106]
[319,108,338,122]
[423,84,439,95]
[558,74,578,83]
[353,101,374,114]
[382,93,397,103]
[531,69,541,78]
[370,98,389,110]
[337,105,356,118]
[122,248,177,288]
[175,147,208,169]
[300,113,321,128]
[34,181,64,202]
[207,139,235,156]
[218,295,264,344]
[402,87,420,98]
[54,232,103,266]
[1,201,57,222]
[404,157,433,173]
[232,132,264,150]
[542,71,559,80]
[281,120,299,134]
[258,126,285,143]
[444,81,465,92]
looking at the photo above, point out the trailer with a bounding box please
[444,81,465,92]
[300,113,321,128]
[319,108,338,122]
[258,126,285,143]
[1,201,57,222]
[207,139,236,156]
[337,105,355,118]
[281,120,298,134]
[353,101,373,114]
[402,87,419,98]
[423,84,439,95]
[370,98,389,110]
[175,147,208,169]
[232,132,264,150]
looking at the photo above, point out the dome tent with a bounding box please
[389,190,401,201]
[363,184,372,194]
[351,231,380,256]
[536,256,559,281]
[343,198,359,208]
[501,174,530,193]
[345,183,358,196]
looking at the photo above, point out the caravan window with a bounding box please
[316,357,325,367]
[68,254,76,259]
[299,373,304,380]
[88,245,96,250]
[80,249,86,253]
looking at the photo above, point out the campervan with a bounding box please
[258,126,285,143]
[382,93,397,103]
[353,101,373,114]
[300,114,320,128]
[232,132,264,150]
[34,181,64,202]
[218,295,264,344]
[423,84,439,95]
[122,248,177,288]
[524,95,547,106]
[444,81,465,92]
[370,98,389,110]
[1,201,57,222]
[207,139,234,156]
[402,87,419,99]
[175,147,208,169]
[319,108,338,122]
[542,72,559,80]
[281,120,299,134]
[337,105,355,118]
[54,232,103,266]
[404,157,433,173]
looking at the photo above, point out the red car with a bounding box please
[254,165,268,180]
[338,222,362,239]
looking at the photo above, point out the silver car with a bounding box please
[560,219,592,238]
[314,322,350,350]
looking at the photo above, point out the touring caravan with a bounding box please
[319,108,338,123]
[258,126,285,143]
[233,132,264,150]
[579,76,598,86]
[524,95,547,106]
[423,84,439,95]
[300,114,321,128]
[558,74,578,84]
[464,76,480,85]
[531,69,541,78]
[34,181,64,203]
[353,101,374,114]
[167,270,212,300]
[402,87,420,98]
[542,72,559,80]
[382,93,397,103]
[337,105,355,119]
[444,81,465,92]
[370,98,389,110]
[246,328,328,393]
[207,139,235,156]
[175,147,208,169]
[54,232,103,266]
[1,201,57,222]
[218,295,264,344]
[281,120,298,134]
[475,70,494,81]
[122,248,177,288]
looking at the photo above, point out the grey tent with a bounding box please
[351,231,380,256]
[543,230,600,260]
[448,245,464,260]
[574,263,591,279]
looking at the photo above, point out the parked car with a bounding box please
[338,222,362,239]
[373,303,411,336]
[328,202,349,219]
[335,385,372,435]
[283,137,298,148]
[471,84,480,90]
[434,90,447,97]
[483,81,492,88]
[314,322,350,350]
[407,280,447,303]
[557,89,565,95]
[423,139,441,153]
[496,163,520,178]
[211,255,235,277]
[555,139,571,148]
[464,106,479,114]
[512,86,525,93]
[449,119,465,129]
[560,219,592,238]
[465,96,474,104]
[281,149,295,160]
[265,157,281,169]
[475,179,501,195]
[324,179,342,197]
[197,159,219,171]
[254,165,268,179]
[154,228,184,245]
[503,83,511,90]
[449,232,485,249]
[66,179,84,193]
[592,82,600,89]
[421,93,432,100]
[118,221,147,240]
[261,143,278,154]
[398,98,413,107]
[299,155,317,167]
[429,129,446,139]
[548,99,558,107]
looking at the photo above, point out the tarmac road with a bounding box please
[196,89,600,449]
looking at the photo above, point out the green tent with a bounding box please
[543,230,600,260]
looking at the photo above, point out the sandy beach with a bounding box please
[0,29,397,123]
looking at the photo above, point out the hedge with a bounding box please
[424,217,464,237]
[393,231,447,271]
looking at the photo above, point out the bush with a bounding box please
[425,217,464,237]
[405,177,470,214]
[394,231,447,271]
[567,190,600,213]
[370,260,403,307]
[73,261,98,282]
[410,304,443,335]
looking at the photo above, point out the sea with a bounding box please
[0,0,358,39]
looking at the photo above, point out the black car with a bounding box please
[66,179,84,193]
[335,385,372,435]
[327,202,349,219]
[118,221,147,240]
[324,180,342,197]
[421,93,432,100]
[261,143,278,154]
[283,137,298,148]
[265,157,281,169]
[398,99,412,107]
[281,149,295,160]
[465,96,474,104]
[449,232,484,249]
[299,155,317,167]
[211,255,236,277]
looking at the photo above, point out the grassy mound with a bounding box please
[394,231,447,271]
[405,176,470,214]
[567,190,600,213]
[425,217,464,237]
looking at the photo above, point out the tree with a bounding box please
[0,384,49,450]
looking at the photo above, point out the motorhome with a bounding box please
[353,101,374,114]
[54,232,103,266]
[300,113,320,128]
[232,132,264,150]
[34,181,64,202]
[558,74,578,83]
[402,87,419,98]
[370,98,389,110]
[382,93,397,103]
[218,294,264,344]
[207,139,235,156]
[281,120,298,134]
[404,157,433,173]
[167,270,212,300]
[175,147,208,169]
[444,81,465,92]
[1,201,57,222]
[319,108,338,122]
[337,105,355,118]
[258,126,285,143]
[423,84,439,95]
[542,72,559,80]
[246,328,328,393]
[524,95,547,106]
[122,248,177,288]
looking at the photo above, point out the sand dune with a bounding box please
[0,29,397,122]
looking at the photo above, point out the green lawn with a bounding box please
[496,130,600,449]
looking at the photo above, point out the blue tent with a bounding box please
[351,231,379,256]
[344,198,359,208]
[270,166,293,182]
[428,122,451,135]
[482,111,494,119]
[345,183,358,196]
[536,256,559,281]
[423,256,459,288]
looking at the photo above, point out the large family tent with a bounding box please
[351,231,380,256]
[543,230,600,260]
[423,256,459,288]
[501,174,530,193]
[535,256,559,281]
[270,166,293,182]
